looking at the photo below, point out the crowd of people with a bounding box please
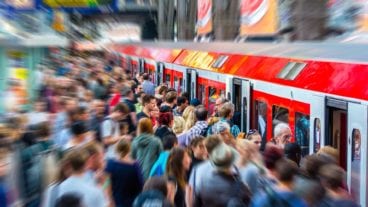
[0,57,359,207]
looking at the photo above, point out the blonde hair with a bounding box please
[317,146,339,163]
[137,118,154,135]
[173,116,185,135]
[183,106,196,131]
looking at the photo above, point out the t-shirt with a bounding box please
[101,117,121,159]
[57,175,107,207]
[105,159,144,207]
[136,112,149,122]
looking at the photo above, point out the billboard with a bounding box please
[197,0,213,35]
[43,0,112,8]
[239,0,279,36]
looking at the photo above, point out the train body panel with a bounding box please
[111,42,368,206]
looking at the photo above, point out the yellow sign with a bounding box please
[43,0,98,7]
[182,51,215,69]
[11,68,28,80]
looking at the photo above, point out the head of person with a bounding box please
[63,148,89,174]
[166,147,191,189]
[165,91,177,105]
[302,153,335,179]
[111,103,129,121]
[137,118,154,135]
[210,142,238,173]
[34,99,46,112]
[190,136,207,160]
[142,73,150,81]
[162,134,178,151]
[84,141,104,172]
[142,94,156,112]
[245,129,262,150]
[35,122,51,139]
[65,97,78,112]
[190,98,201,107]
[177,96,188,112]
[158,85,168,96]
[275,158,299,185]
[317,146,339,164]
[263,143,284,171]
[121,85,134,99]
[236,139,260,166]
[172,116,185,135]
[71,121,88,139]
[137,91,145,104]
[319,164,346,192]
[183,106,196,130]
[284,142,302,166]
[195,105,208,122]
[143,176,168,197]
[76,106,89,121]
[218,102,234,119]
[150,105,160,119]
[55,194,83,207]
[116,139,131,158]
[205,134,223,155]
[92,99,105,116]
[158,112,174,127]
[215,97,227,114]
[273,123,292,147]
[136,84,143,94]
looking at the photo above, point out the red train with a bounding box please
[110,42,368,206]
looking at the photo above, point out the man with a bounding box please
[27,99,49,126]
[120,86,137,133]
[216,102,240,138]
[141,73,155,95]
[213,97,227,117]
[53,97,78,141]
[101,103,129,159]
[160,91,177,110]
[136,95,156,121]
[57,149,107,207]
[273,122,292,149]
[64,121,90,150]
[89,99,106,143]
[173,96,188,116]
[178,106,208,147]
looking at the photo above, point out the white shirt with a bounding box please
[101,117,121,159]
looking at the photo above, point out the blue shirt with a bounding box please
[141,80,155,96]
[149,151,170,177]
[251,189,307,207]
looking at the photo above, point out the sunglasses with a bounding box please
[246,129,259,140]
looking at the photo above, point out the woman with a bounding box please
[150,105,160,131]
[166,147,192,207]
[245,129,262,151]
[172,116,185,136]
[182,106,196,131]
[131,118,163,180]
[105,139,144,207]
[155,112,175,140]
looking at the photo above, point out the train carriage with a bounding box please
[111,42,368,206]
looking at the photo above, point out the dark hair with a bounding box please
[55,194,82,207]
[64,148,89,172]
[165,91,177,104]
[166,147,188,189]
[143,177,168,196]
[71,121,87,136]
[142,94,155,106]
[162,134,178,150]
[113,103,130,114]
[195,105,208,121]
[36,122,51,138]
[302,154,334,179]
[319,164,345,190]
[205,135,222,154]
[142,73,149,80]
[275,158,299,182]
[284,143,302,166]
[190,136,205,148]
[177,96,188,106]
[159,85,168,95]
[158,112,173,126]
[116,139,131,158]
[181,92,189,100]
[263,144,284,170]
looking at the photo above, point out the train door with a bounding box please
[231,78,251,132]
[155,62,164,86]
[347,102,367,206]
[185,69,198,101]
[138,59,145,74]
[325,97,347,169]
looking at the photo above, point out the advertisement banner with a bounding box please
[43,0,112,8]
[357,1,368,31]
[197,0,213,35]
[239,0,278,36]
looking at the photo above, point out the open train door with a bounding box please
[231,78,251,133]
[156,62,164,86]
[185,69,198,101]
[347,102,367,206]
[138,59,145,74]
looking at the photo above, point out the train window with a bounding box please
[208,87,217,115]
[179,78,183,93]
[313,118,321,153]
[166,74,171,85]
[212,55,229,68]
[295,112,310,156]
[351,128,361,203]
[277,62,306,80]
[174,77,179,91]
[256,101,267,150]
[272,105,289,136]
[198,84,206,104]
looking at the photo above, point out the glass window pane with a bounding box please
[166,74,171,85]
[351,129,361,203]
[272,105,289,137]
[295,112,310,156]
[314,118,321,153]
[256,101,267,150]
